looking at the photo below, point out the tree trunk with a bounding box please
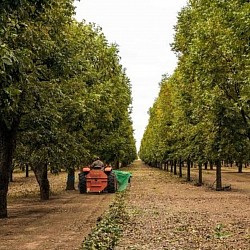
[66,167,75,190]
[179,159,182,178]
[204,162,208,170]
[170,160,173,172]
[215,160,223,191]
[173,160,177,175]
[238,162,243,173]
[25,164,29,177]
[114,160,119,169]
[0,124,17,218]
[166,161,169,172]
[209,161,214,170]
[186,158,191,182]
[197,162,203,185]
[33,163,50,200]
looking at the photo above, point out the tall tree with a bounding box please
[140,0,249,190]
[0,0,75,218]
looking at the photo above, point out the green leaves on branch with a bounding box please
[140,0,250,165]
[0,1,137,169]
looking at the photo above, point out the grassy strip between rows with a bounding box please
[81,191,129,250]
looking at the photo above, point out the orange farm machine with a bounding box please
[78,165,117,193]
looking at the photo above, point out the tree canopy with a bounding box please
[0,0,136,218]
[139,0,250,186]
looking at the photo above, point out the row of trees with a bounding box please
[139,0,250,188]
[0,0,137,218]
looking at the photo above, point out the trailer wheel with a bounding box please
[78,173,87,193]
[107,172,116,193]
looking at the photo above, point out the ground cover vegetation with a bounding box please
[139,0,250,190]
[0,0,136,218]
[82,192,128,250]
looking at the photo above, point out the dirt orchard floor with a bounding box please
[115,160,250,250]
[0,171,115,250]
[0,162,249,250]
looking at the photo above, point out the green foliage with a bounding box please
[12,16,136,169]
[82,192,128,249]
[1,0,136,215]
[0,0,75,128]
[214,224,231,239]
[140,0,249,169]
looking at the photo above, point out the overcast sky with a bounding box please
[74,0,187,151]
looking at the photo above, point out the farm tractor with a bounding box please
[78,165,117,193]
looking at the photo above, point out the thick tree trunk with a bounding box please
[179,159,182,178]
[204,162,208,170]
[238,162,243,173]
[66,167,75,190]
[186,158,191,182]
[215,160,223,191]
[0,124,17,218]
[114,160,119,169]
[173,160,177,175]
[198,162,203,185]
[25,164,29,177]
[33,163,50,200]
[209,161,214,170]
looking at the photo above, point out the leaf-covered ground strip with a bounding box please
[81,191,129,250]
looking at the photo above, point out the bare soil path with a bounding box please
[0,172,114,250]
[1,162,249,250]
[116,160,250,250]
